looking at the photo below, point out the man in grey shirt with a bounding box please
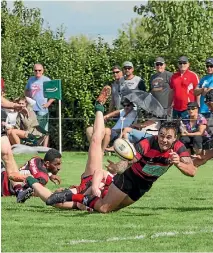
[149,57,173,110]
[120,61,146,99]
[108,65,123,112]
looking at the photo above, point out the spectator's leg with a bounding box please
[86,126,94,143]
[7,129,27,145]
[128,129,152,143]
[192,136,203,155]
[180,110,189,119]
[102,127,111,151]
[179,136,192,154]
[172,109,179,119]
[36,112,49,147]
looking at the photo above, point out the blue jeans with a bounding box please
[172,109,188,119]
[128,129,152,143]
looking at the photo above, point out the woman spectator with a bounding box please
[179,101,210,155]
[7,96,43,145]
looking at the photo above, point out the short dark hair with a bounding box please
[44,149,61,162]
[112,65,121,71]
[159,120,180,135]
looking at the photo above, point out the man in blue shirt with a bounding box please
[25,63,55,147]
[194,57,213,118]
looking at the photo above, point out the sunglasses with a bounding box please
[178,62,188,65]
[34,69,42,72]
[155,62,164,66]
[123,104,131,107]
[124,67,132,70]
[187,107,197,111]
[206,65,213,68]
[112,71,120,74]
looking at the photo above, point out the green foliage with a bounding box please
[2,0,213,150]
[1,1,115,150]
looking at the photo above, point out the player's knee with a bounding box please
[97,204,112,213]
[1,138,13,157]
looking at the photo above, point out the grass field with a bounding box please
[1,152,213,252]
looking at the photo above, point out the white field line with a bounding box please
[62,228,213,245]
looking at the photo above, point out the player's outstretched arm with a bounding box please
[170,150,197,177]
[175,156,197,177]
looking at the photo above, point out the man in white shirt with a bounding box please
[86,98,137,152]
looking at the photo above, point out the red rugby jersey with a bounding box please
[131,136,190,182]
[19,157,49,185]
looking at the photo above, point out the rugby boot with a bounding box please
[96,85,111,105]
[17,187,33,203]
[46,188,73,206]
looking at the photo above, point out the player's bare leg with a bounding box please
[1,136,19,176]
[83,85,111,177]
[23,176,76,209]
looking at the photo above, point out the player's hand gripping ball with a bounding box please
[113,138,136,161]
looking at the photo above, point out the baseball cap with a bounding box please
[204,89,213,103]
[187,101,199,108]
[178,56,189,62]
[155,57,165,63]
[123,61,134,68]
[206,58,213,65]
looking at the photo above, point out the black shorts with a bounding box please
[113,168,153,201]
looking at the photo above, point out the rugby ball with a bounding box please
[113,138,136,161]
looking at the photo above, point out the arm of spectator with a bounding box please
[167,89,174,115]
[202,88,213,96]
[120,127,133,139]
[104,110,120,121]
[138,79,146,91]
[181,124,206,136]
[194,87,204,96]
[42,98,55,108]
[24,89,31,98]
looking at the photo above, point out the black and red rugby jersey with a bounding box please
[19,157,49,185]
[131,136,190,182]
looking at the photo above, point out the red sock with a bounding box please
[72,194,84,203]
[89,197,99,208]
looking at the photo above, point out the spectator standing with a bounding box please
[119,61,146,100]
[25,63,55,147]
[150,57,173,113]
[108,65,123,112]
[194,57,213,118]
[169,56,199,119]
